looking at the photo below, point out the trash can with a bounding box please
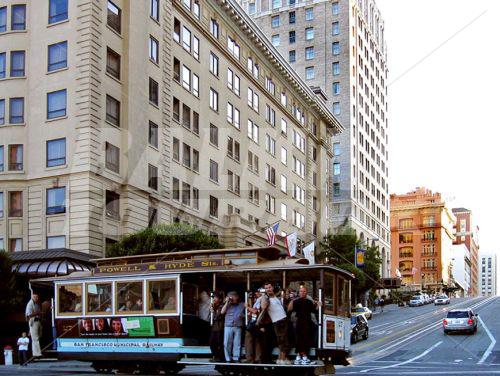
[3,346,13,366]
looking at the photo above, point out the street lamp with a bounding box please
[421,273,425,292]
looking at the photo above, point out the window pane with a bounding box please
[9,191,22,217]
[150,0,159,21]
[11,5,26,30]
[107,0,121,33]
[105,142,120,173]
[47,187,66,215]
[117,281,144,313]
[105,190,120,219]
[0,99,4,125]
[47,89,67,119]
[0,192,3,217]
[148,279,177,313]
[87,283,112,314]
[10,51,25,77]
[106,95,120,126]
[0,53,5,79]
[47,138,66,167]
[58,284,82,314]
[47,235,65,249]
[10,98,24,124]
[0,146,3,172]
[48,41,68,71]
[106,47,120,79]
[0,7,6,32]
[8,144,23,171]
[149,78,159,105]
[149,121,158,148]
[49,0,68,24]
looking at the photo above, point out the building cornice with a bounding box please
[219,0,344,135]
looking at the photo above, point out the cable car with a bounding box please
[32,247,353,375]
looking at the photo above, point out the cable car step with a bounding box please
[178,358,324,367]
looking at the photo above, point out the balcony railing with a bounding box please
[421,266,437,271]
[399,253,413,258]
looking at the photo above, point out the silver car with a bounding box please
[443,309,478,334]
[434,295,450,305]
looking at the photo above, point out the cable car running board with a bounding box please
[178,357,325,367]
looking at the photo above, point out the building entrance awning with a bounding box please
[10,248,95,278]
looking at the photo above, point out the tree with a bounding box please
[319,226,382,302]
[106,223,224,257]
[0,251,25,314]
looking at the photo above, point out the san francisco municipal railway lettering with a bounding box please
[94,259,225,275]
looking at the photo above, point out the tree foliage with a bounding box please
[106,223,224,257]
[319,226,382,297]
[0,251,26,314]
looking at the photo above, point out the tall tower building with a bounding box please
[479,253,497,297]
[452,208,479,296]
[0,0,342,256]
[238,0,390,277]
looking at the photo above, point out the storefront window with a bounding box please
[57,284,82,315]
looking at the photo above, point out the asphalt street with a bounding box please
[1,296,498,375]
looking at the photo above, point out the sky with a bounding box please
[376,0,500,260]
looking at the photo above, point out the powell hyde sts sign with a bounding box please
[94,259,225,275]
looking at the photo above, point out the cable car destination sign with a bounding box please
[94,259,226,275]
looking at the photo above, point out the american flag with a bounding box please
[266,222,280,246]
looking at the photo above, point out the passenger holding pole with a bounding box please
[221,291,245,362]
[288,286,321,365]
[209,293,225,362]
[261,283,291,365]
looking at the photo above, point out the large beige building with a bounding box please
[0,0,342,256]
[238,0,390,277]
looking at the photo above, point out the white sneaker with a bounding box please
[301,356,311,365]
[294,355,302,365]
[276,359,283,365]
[282,359,292,365]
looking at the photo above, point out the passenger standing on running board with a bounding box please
[221,291,245,363]
[261,283,291,365]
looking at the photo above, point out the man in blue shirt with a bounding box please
[221,291,245,362]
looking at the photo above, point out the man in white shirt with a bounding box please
[25,293,42,357]
[17,332,29,366]
[261,283,291,365]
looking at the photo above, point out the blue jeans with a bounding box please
[224,326,242,361]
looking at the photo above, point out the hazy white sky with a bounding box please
[377,0,500,256]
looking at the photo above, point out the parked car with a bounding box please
[443,309,478,334]
[350,314,369,343]
[408,295,425,306]
[352,306,373,320]
[434,295,450,305]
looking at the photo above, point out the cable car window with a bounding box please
[57,283,82,315]
[86,282,112,314]
[116,281,144,313]
[323,273,334,313]
[337,277,349,317]
[147,279,177,314]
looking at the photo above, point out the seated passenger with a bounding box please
[164,296,176,311]
[132,298,143,311]
[119,300,134,311]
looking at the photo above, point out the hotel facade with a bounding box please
[0,0,342,257]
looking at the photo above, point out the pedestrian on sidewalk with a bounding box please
[380,297,385,313]
[17,332,29,367]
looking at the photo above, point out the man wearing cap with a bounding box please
[221,291,245,362]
